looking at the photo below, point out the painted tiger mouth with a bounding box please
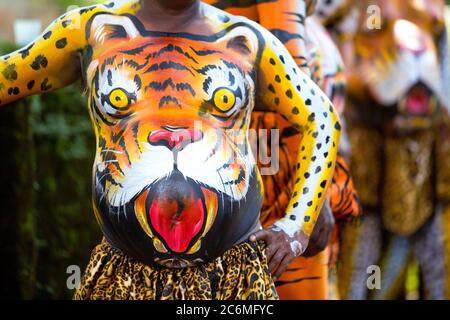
[147,170,205,253]
[134,169,219,255]
[399,82,436,116]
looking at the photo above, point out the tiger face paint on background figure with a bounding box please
[206,0,361,300]
[0,0,340,298]
[331,0,450,299]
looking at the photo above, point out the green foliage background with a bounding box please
[0,42,100,299]
[0,0,105,300]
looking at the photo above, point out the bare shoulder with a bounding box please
[202,2,260,29]
[63,0,141,21]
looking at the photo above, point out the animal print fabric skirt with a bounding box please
[74,239,278,300]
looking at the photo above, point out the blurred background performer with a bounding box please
[327,0,450,299]
[206,0,362,300]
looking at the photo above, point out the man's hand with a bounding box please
[250,226,309,282]
[250,200,334,281]
[303,200,335,257]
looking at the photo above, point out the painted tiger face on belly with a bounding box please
[85,14,263,267]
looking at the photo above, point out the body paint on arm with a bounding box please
[256,25,341,241]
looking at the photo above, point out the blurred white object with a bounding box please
[13,19,42,46]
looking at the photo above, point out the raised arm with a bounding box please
[0,1,127,107]
[0,9,90,106]
[253,26,340,261]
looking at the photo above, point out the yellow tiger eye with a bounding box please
[213,88,236,112]
[109,88,130,109]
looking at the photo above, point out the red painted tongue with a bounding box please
[149,179,204,253]
[405,87,430,115]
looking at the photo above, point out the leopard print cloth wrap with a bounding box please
[74,240,278,300]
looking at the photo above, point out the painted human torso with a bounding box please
[88,13,267,267]
[0,0,340,267]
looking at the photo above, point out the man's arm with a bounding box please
[0,4,112,107]
[251,25,341,279]
[303,200,335,257]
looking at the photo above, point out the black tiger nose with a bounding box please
[148,126,203,152]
